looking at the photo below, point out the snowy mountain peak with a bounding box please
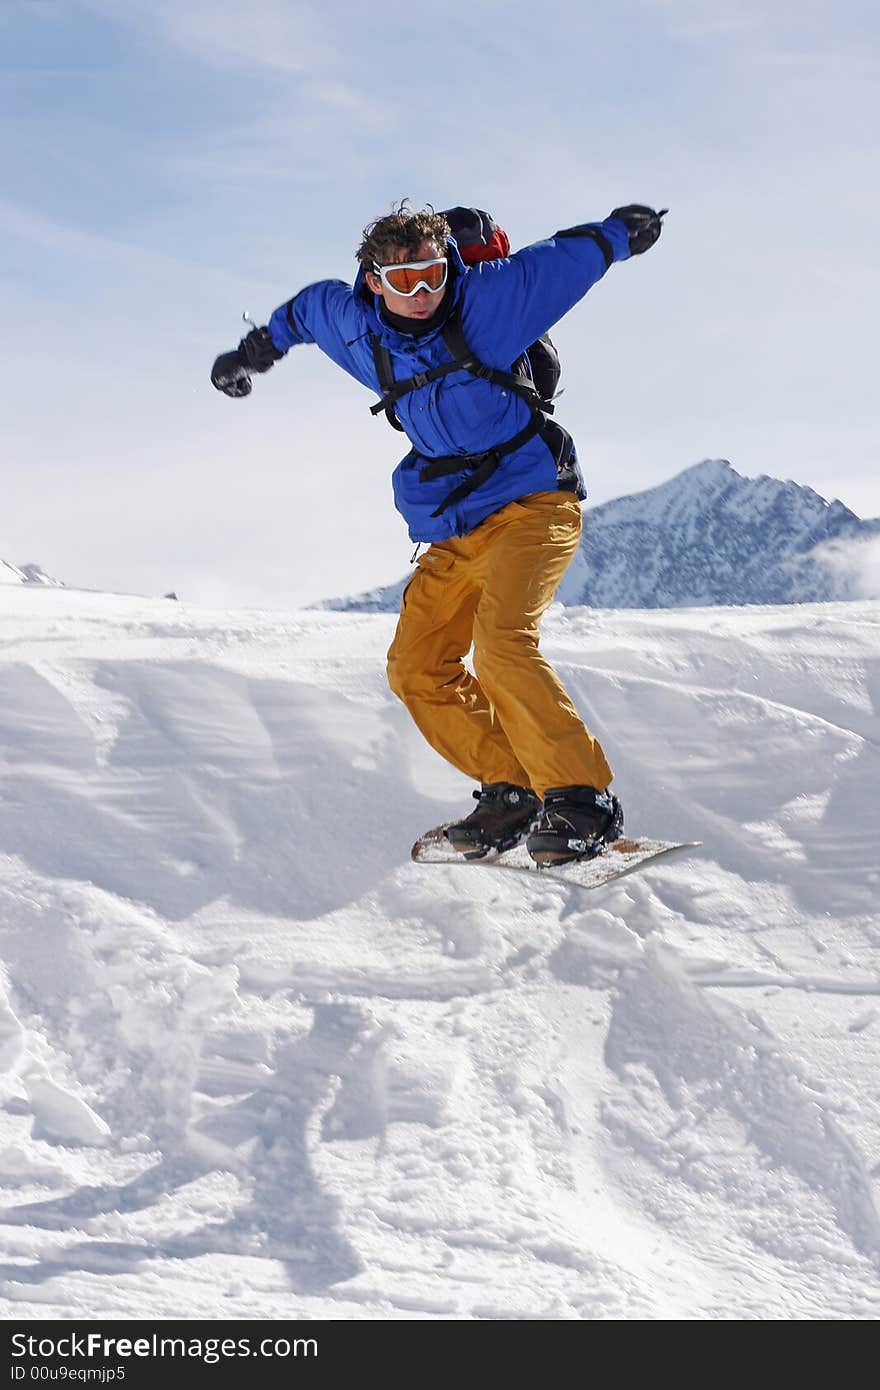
[0,559,65,587]
[559,459,879,608]
[319,460,880,612]
[599,458,853,529]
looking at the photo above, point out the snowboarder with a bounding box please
[211,202,664,863]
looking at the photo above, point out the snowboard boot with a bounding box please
[444,782,541,859]
[527,785,624,865]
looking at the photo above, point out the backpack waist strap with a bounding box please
[418,413,545,517]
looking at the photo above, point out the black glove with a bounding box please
[239,326,284,373]
[211,350,252,398]
[609,205,666,256]
[211,326,283,397]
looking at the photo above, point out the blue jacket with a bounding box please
[267,217,632,542]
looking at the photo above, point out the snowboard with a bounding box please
[411,824,701,892]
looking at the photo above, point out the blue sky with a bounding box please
[2,0,878,606]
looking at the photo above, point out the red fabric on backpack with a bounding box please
[457,227,511,264]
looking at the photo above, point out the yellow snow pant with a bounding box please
[386,491,612,799]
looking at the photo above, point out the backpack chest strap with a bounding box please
[369,346,465,425]
[370,315,544,424]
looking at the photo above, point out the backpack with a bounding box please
[440,206,562,407]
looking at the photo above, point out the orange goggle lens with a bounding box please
[374,258,448,296]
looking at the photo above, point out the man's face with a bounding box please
[365,238,446,321]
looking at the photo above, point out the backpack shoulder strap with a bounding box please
[370,335,405,432]
[441,312,547,414]
[439,310,472,366]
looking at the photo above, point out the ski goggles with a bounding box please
[372,257,448,296]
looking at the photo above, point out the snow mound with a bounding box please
[0,586,879,1319]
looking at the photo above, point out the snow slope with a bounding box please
[1,586,879,1320]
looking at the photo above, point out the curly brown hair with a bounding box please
[356,201,450,270]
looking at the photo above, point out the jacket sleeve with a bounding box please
[266,279,375,387]
[459,216,632,369]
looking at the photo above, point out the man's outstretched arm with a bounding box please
[461,205,665,368]
[211,279,371,398]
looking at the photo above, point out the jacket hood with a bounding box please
[353,237,468,343]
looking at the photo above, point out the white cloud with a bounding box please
[808,536,880,601]
[0,196,262,292]
[80,0,339,77]
[639,0,869,46]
